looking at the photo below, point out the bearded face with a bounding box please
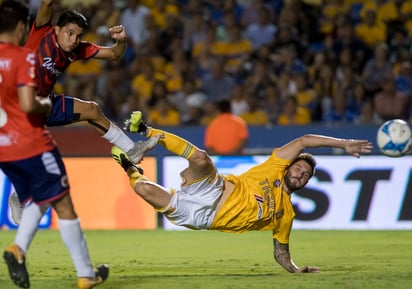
[284,160,313,192]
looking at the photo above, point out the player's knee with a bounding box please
[133,182,152,199]
[80,101,103,121]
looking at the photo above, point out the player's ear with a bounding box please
[16,20,27,44]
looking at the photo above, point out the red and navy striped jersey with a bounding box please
[25,22,100,97]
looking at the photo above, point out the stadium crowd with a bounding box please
[26,0,412,127]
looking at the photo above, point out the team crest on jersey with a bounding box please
[274,179,281,188]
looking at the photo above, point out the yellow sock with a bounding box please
[147,128,197,160]
[128,168,148,187]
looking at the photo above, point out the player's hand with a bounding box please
[344,139,373,158]
[35,96,52,116]
[297,266,320,273]
[109,25,126,42]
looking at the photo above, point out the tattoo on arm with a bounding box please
[273,238,299,273]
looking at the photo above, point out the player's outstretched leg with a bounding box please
[77,264,109,289]
[124,111,197,160]
[3,244,29,289]
[111,146,148,184]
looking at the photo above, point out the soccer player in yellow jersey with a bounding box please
[112,111,373,273]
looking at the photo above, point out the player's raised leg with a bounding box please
[124,111,214,181]
[111,146,172,210]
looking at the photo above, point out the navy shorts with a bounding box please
[46,94,75,126]
[0,147,69,205]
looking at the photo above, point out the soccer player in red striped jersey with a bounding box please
[8,0,158,230]
[24,0,155,164]
[0,1,108,288]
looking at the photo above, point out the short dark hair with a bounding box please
[56,10,88,29]
[289,152,316,176]
[217,100,232,113]
[0,0,29,34]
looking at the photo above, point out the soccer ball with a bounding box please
[376,119,412,157]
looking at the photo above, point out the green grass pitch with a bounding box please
[1,230,411,289]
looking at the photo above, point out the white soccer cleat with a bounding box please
[126,134,160,164]
[8,192,23,225]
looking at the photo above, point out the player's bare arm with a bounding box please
[95,25,127,61]
[273,238,320,273]
[18,87,51,115]
[276,134,373,161]
[35,0,53,27]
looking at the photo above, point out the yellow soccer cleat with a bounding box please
[77,264,109,289]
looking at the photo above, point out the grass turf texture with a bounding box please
[1,230,411,289]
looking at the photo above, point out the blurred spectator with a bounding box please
[171,77,207,124]
[319,0,347,35]
[146,80,169,109]
[220,25,253,75]
[241,0,274,27]
[164,49,189,94]
[147,96,180,126]
[243,59,277,100]
[216,9,238,42]
[230,84,249,116]
[183,11,208,53]
[157,13,184,61]
[150,0,179,30]
[240,97,270,126]
[204,100,249,155]
[373,76,409,121]
[244,6,277,51]
[400,0,412,37]
[100,63,133,121]
[395,61,412,96]
[131,58,166,111]
[322,91,357,124]
[261,82,282,124]
[200,57,236,102]
[277,94,312,125]
[355,9,386,49]
[91,0,121,28]
[345,80,372,118]
[294,72,320,121]
[191,22,220,60]
[200,100,219,126]
[362,42,393,95]
[273,44,306,76]
[354,98,384,125]
[312,64,339,119]
[207,0,243,26]
[120,0,150,51]
[388,28,411,63]
[332,22,366,73]
[360,0,399,25]
[272,23,305,58]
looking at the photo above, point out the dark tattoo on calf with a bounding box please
[88,120,108,133]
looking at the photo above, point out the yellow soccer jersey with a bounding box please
[209,149,295,244]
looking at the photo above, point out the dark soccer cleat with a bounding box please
[111,146,144,174]
[77,264,109,289]
[3,244,30,289]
